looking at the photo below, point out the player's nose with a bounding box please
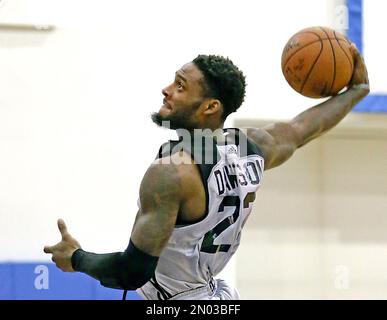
[162,84,172,97]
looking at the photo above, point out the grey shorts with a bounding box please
[167,278,240,300]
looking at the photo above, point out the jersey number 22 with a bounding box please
[200,192,255,254]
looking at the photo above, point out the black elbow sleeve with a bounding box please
[71,240,159,290]
[118,240,159,290]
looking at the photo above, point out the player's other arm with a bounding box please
[247,44,369,170]
[44,159,182,290]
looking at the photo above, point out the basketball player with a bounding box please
[44,43,369,300]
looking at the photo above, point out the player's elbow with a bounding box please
[117,240,159,290]
[119,272,154,290]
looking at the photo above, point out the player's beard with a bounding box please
[151,103,200,131]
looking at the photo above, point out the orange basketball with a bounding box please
[281,26,354,98]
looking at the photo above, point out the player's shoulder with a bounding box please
[139,159,183,207]
[154,151,202,195]
[148,150,197,183]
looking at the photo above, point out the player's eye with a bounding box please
[177,81,184,89]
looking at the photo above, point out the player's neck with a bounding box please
[175,124,226,141]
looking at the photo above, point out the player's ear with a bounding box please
[203,99,222,115]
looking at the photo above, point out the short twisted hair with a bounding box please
[192,55,246,120]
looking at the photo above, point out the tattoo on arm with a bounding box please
[131,160,182,256]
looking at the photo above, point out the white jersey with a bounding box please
[137,128,264,300]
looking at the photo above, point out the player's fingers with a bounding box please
[44,245,53,253]
[44,242,60,253]
[349,43,361,62]
[57,219,69,239]
[349,43,369,85]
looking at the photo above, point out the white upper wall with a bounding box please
[0,0,334,261]
[363,0,387,94]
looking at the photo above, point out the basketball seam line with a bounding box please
[300,37,324,95]
[334,30,353,71]
[282,31,347,68]
[284,31,325,69]
[320,27,336,95]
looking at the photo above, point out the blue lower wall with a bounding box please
[0,263,142,300]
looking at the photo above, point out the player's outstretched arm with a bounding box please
[247,44,369,170]
[43,159,182,290]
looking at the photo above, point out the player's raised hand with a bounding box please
[348,43,370,91]
[43,219,81,272]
